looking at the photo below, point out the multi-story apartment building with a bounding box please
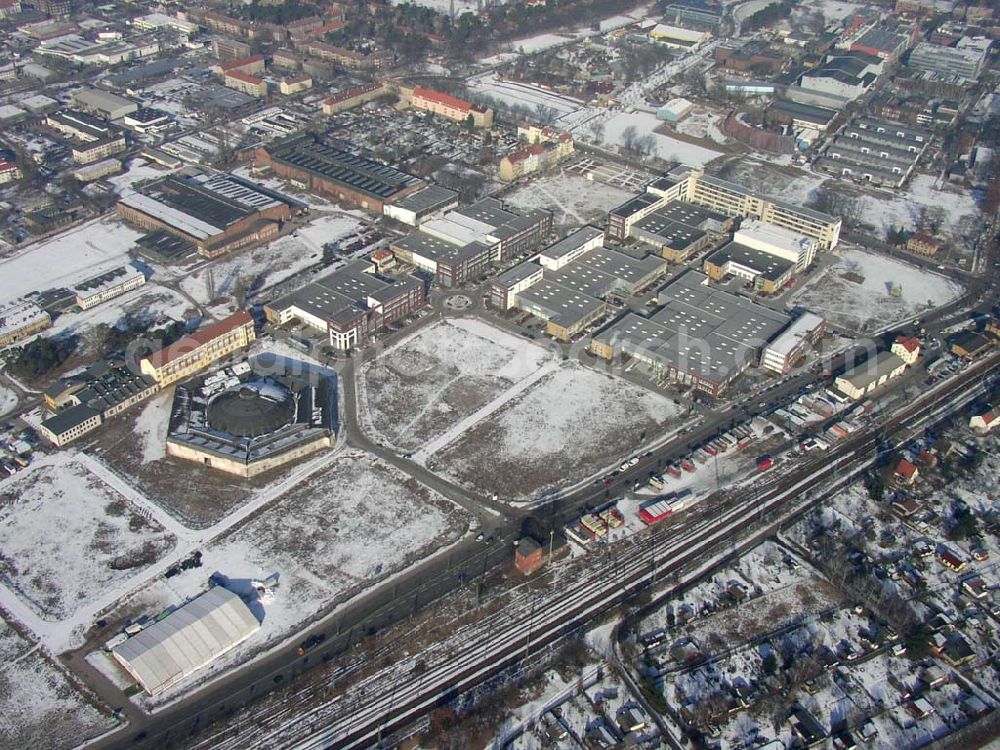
[499,127,574,182]
[71,134,128,164]
[402,86,493,128]
[322,82,390,114]
[212,38,252,61]
[224,70,267,97]
[139,310,256,386]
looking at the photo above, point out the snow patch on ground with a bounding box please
[858,173,982,244]
[0,456,177,623]
[600,111,723,168]
[135,390,173,464]
[0,619,111,750]
[0,217,144,300]
[504,171,634,226]
[791,248,963,333]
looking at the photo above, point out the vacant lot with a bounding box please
[432,362,684,502]
[0,457,176,621]
[359,318,552,452]
[504,171,634,227]
[792,248,963,333]
[0,619,110,750]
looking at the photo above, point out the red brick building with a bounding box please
[515,537,545,575]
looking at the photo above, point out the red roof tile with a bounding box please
[145,310,253,370]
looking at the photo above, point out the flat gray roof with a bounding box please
[516,279,605,328]
[388,184,458,214]
[577,246,663,288]
[540,225,604,262]
[706,241,795,282]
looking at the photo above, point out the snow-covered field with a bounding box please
[0,216,144,300]
[98,452,469,703]
[0,457,177,622]
[672,109,729,145]
[504,171,634,226]
[49,282,194,342]
[0,384,17,416]
[359,317,554,452]
[177,213,363,306]
[792,248,963,333]
[467,73,586,120]
[600,111,723,168]
[858,174,982,245]
[0,618,111,750]
[431,359,686,501]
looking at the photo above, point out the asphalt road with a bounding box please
[95,231,1000,750]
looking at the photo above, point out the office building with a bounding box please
[139,310,256,386]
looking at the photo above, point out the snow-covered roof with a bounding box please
[112,586,259,695]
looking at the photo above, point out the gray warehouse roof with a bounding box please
[387,184,458,214]
[112,586,260,695]
[540,225,604,263]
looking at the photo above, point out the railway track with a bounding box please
[181,353,999,750]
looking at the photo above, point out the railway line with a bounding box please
[178,353,1000,750]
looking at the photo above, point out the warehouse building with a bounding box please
[39,361,160,446]
[118,172,298,258]
[487,228,664,340]
[835,349,907,400]
[390,233,493,288]
[590,270,790,397]
[139,310,256,386]
[629,200,728,262]
[71,88,138,121]
[0,299,51,346]
[72,265,146,309]
[702,242,796,293]
[112,586,260,695]
[538,225,605,270]
[608,168,841,250]
[256,137,424,215]
[264,260,425,350]
[760,312,826,373]
[383,185,459,226]
[46,109,116,142]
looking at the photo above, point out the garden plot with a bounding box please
[0,619,111,750]
[99,452,468,703]
[0,456,177,623]
[177,213,363,308]
[504,171,634,227]
[430,360,685,502]
[359,317,553,452]
[791,248,962,333]
[0,216,144,300]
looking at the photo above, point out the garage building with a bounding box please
[112,586,260,695]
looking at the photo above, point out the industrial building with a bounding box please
[590,270,790,397]
[662,0,723,29]
[255,137,424,215]
[834,350,908,400]
[264,260,425,350]
[165,359,336,477]
[608,168,842,250]
[139,310,256,386]
[112,586,260,695]
[732,220,818,271]
[489,227,665,340]
[0,299,51,346]
[907,40,988,82]
[70,88,138,121]
[72,265,146,309]
[39,361,160,446]
[46,109,117,142]
[799,52,881,103]
[629,200,728,262]
[818,116,931,187]
[702,242,796,293]
[117,172,299,258]
[760,312,826,373]
[383,185,459,226]
[392,197,552,285]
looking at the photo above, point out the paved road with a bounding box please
[93,230,999,749]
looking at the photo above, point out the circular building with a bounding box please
[166,359,337,479]
[207,381,295,438]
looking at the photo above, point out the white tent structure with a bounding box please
[112,586,260,695]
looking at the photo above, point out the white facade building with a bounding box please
[733,219,818,271]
